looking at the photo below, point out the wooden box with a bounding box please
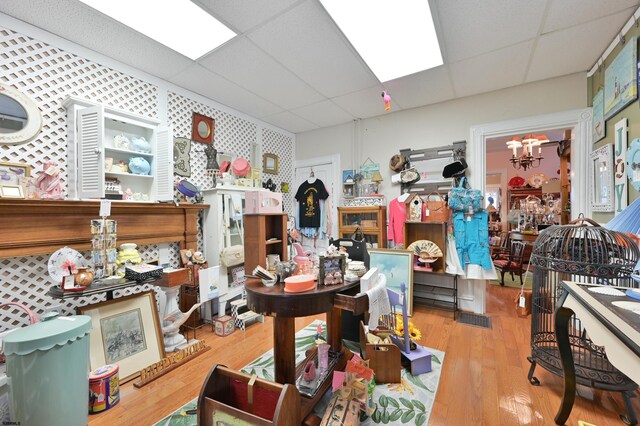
[215,315,235,336]
[358,321,401,384]
[198,364,300,426]
[245,191,282,214]
[157,267,190,287]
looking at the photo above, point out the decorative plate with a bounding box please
[508,176,525,188]
[48,247,89,283]
[626,138,640,191]
[528,173,547,188]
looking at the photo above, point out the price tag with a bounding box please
[634,169,640,182]
[519,295,526,308]
[100,199,112,217]
[424,209,430,217]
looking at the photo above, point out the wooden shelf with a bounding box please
[265,239,283,245]
[0,199,206,258]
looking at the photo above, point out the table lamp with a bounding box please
[371,171,383,194]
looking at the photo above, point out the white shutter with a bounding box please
[77,106,103,199]
[155,125,173,201]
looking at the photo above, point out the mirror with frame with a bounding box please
[0,83,42,145]
[263,153,279,175]
[590,143,614,212]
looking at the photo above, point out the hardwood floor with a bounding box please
[90,284,639,425]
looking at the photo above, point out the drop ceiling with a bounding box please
[0,0,637,134]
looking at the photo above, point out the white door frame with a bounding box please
[465,107,593,313]
[294,154,341,238]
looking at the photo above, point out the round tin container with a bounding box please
[89,364,120,414]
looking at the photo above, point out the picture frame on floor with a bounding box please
[368,249,414,315]
[78,290,165,383]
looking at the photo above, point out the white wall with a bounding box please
[296,73,587,201]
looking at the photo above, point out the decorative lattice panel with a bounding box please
[262,128,295,216]
[0,26,158,194]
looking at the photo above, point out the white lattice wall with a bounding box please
[0,24,294,332]
[262,128,295,215]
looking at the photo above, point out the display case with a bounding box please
[337,206,387,248]
[404,222,457,318]
[63,96,173,201]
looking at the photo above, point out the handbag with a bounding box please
[220,245,244,267]
[424,192,450,223]
[448,177,483,212]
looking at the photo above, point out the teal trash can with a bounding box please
[4,313,92,426]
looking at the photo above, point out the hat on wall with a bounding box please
[442,158,468,179]
[389,154,407,172]
[232,157,251,177]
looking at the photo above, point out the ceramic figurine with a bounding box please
[36,160,63,199]
[128,157,150,175]
[74,267,94,286]
[113,134,129,150]
[130,136,151,153]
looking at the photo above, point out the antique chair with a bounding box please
[493,240,527,286]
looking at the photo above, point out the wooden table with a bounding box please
[245,278,364,419]
[554,281,640,425]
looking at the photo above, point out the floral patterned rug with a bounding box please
[154,320,444,426]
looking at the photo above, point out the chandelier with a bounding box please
[506,134,547,170]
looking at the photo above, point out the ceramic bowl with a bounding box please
[262,278,277,287]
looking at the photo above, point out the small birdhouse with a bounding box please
[405,194,423,221]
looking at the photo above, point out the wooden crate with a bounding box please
[358,321,401,384]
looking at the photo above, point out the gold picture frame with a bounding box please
[263,153,279,175]
[78,290,165,383]
[0,161,31,192]
[0,184,24,199]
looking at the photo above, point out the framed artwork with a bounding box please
[230,265,246,288]
[368,249,414,315]
[342,169,354,183]
[0,185,24,199]
[198,266,220,302]
[604,36,637,119]
[191,112,215,144]
[627,137,640,191]
[263,153,279,175]
[590,144,614,212]
[78,291,165,383]
[318,254,346,285]
[0,161,31,187]
[592,89,605,143]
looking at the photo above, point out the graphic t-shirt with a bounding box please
[295,179,329,228]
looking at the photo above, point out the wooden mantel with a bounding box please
[0,199,207,258]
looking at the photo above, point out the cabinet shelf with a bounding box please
[337,206,387,248]
[265,239,283,245]
[106,171,153,179]
[105,146,154,157]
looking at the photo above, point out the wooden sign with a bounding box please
[134,340,210,388]
[614,117,628,214]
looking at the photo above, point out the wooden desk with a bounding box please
[245,278,366,420]
[554,282,640,425]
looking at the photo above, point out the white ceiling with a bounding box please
[1,0,637,134]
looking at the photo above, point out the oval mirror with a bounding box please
[0,83,42,145]
[197,120,210,139]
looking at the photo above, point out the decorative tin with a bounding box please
[124,264,163,282]
[89,364,120,414]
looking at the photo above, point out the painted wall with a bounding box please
[587,18,640,224]
[297,73,587,203]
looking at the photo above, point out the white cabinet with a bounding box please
[63,96,173,201]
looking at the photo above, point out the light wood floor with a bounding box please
[90,284,640,425]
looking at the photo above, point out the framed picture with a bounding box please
[592,89,605,143]
[318,254,346,285]
[604,36,637,119]
[230,265,246,288]
[590,144,614,212]
[0,185,24,199]
[0,161,31,187]
[368,249,414,315]
[78,291,165,383]
[191,112,215,144]
[263,153,279,175]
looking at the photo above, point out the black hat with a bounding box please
[442,158,468,178]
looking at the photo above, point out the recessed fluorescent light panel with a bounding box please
[319,0,442,82]
[77,0,236,60]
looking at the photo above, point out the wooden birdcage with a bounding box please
[527,217,639,421]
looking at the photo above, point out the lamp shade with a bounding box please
[371,171,383,183]
[605,197,640,235]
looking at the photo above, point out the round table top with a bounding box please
[245,278,360,317]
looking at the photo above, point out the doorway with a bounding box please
[293,154,341,255]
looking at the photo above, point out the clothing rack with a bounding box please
[399,140,466,197]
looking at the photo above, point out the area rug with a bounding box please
[154,320,444,426]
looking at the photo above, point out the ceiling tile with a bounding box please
[193,0,300,33]
[527,10,632,82]
[543,0,638,33]
[434,0,546,63]
[449,41,534,97]
[0,0,194,80]
[247,0,379,98]
[289,99,354,128]
[383,65,455,109]
[199,37,324,110]
[168,64,283,118]
[332,84,393,119]
[262,110,319,133]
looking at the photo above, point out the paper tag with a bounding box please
[63,275,76,290]
[519,295,526,308]
[424,209,430,217]
[100,199,112,217]
[634,169,640,182]
[467,215,472,222]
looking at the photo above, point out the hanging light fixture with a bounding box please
[507,134,545,171]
